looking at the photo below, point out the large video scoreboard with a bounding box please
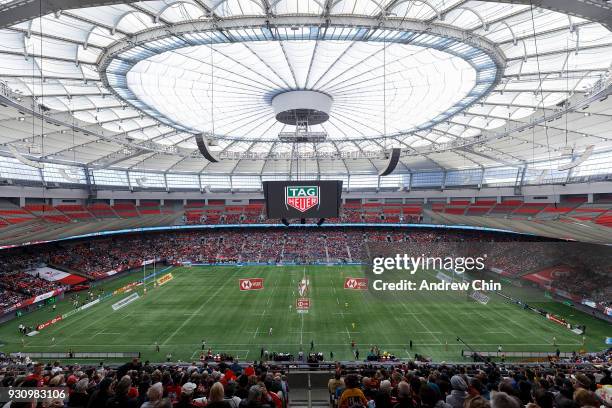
[263,180,342,219]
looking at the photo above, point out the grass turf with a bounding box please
[0,265,609,363]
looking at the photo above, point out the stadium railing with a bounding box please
[466,351,575,358]
[10,351,140,359]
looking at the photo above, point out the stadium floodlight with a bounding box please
[278,132,327,143]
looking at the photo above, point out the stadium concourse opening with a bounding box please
[0,0,611,407]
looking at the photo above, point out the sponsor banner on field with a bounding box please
[80,298,100,311]
[37,315,63,331]
[344,277,368,290]
[296,298,310,313]
[470,291,490,305]
[239,278,264,291]
[62,309,78,319]
[113,281,142,295]
[112,293,139,311]
[63,297,102,319]
[582,299,597,309]
[547,313,570,328]
[436,272,453,283]
[157,273,174,286]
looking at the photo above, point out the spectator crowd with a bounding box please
[1,228,609,315]
[329,356,612,408]
[0,358,289,408]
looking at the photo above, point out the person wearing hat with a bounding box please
[573,373,592,391]
[176,382,197,408]
[446,376,468,408]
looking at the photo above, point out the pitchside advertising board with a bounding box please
[344,277,368,290]
[239,278,264,291]
[263,180,342,219]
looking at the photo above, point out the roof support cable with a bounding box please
[528,0,556,194]
[39,0,47,211]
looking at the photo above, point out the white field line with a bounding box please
[23,342,584,348]
[161,272,235,346]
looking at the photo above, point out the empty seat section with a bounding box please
[55,205,94,220]
[24,204,71,223]
[112,203,140,217]
[137,202,161,215]
[87,203,118,218]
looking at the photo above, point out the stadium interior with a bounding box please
[0,0,611,407]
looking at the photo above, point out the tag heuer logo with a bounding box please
[285,186,320,212]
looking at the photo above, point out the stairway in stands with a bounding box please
[288,372,333,408]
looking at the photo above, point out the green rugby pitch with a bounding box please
[0,265,609,363]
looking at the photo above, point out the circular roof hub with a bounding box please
[271,91,333,126]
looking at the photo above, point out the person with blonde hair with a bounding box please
[208,382,231,408]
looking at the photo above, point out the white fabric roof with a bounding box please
[0,0,610,176]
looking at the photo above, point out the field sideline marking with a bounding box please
[253,273,281,340]
[23,342,583,348]
[299,266,307,346]
[411,313,443,345]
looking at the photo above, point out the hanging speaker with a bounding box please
[378,148,401,176]
[557,145,594,171]
[8,145,44,169]
[195,133,219,163]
